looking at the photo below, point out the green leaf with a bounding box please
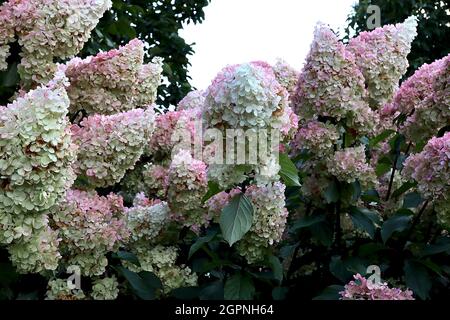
[392,181,417,199]
[224,274,255,300]
[375,162,392,177]
[404,260,431,300]
[381,214,412,243]
[310,221,333,247]
[361,189,380,202]
[202,181,222,202]
[267,255,283,283]
[291,214,326,231]
[420,238,450,257]
[115,266,157,300]
[199,281,224,300]
[272,287,288,300]
[329,256,353,283]
[402,192,424,208]
[313,285,344,300]
[279,153,301,187]
[349,207,379,239]
[188,230,217,259]
[369,129,396,148]
[324,180,339,203]
[139,271,163,289]
[115,251,140,266]
[220,194,254,246]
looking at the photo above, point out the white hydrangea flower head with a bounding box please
[237,182,288,263]
[0,0,112,86]
[91,276,120,300]
[46,279,86,300]
[0,73,76,214]
[126,196,170,243]
[8,227,61,273]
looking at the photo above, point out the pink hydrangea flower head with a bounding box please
[340,274,414,300]
[63,39,163,115]
[347,16,418,109]
[72,107,156,188]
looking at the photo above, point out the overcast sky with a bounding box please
[180,0,357,90]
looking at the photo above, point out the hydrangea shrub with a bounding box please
[0,1,448,301]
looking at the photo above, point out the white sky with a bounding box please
[181,0,357,90]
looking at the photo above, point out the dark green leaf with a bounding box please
[202,181,222,203]
[349,207,379,239]
[310,221,333,247]
[272,287,288,300]
[220,194,254,246]
[188,230,218,259]
[224,274,255,300]
[329,256,353,283]
[115,266,157,300]
[404,260,431,300]
[313,285,344,300]
[139,271,163,289]
[381,214,412,243]
[369,129,395,148]
[376,162,392,177]
[324,180,339,203]
[402,192,424,208]
[267,255,283,283]
[392,181,417,199]
[199,281,224,300]
[115,251,140,266]
[291,214,326,231]
[420,238,450,257]
[279,153,301,187]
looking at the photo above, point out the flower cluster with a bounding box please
[8,227,61,273]
[291,24,368,123]
[327,146,377,188]
[340,274,414,300]
[142,164,169,199]
[0,72,75,273]
[146,109,198,161]
[347,16,418,109]
[403,133,450,229]
[46,279,85,300]
[63,39,163,115]
[204,62,288,129]
[272,58,299,96]
[177,90,205,111]
[204,61,295,188]
[91,276,120,300]
[52,189,129,276]
[72,107,155,188]
[168,149,208,232]
[0,73,76,216]
[395,54,450,142]
[125,245,197,294]
[0,0,112,85]
[237,182,288,263]
[291,121,339,157]
[126,193,170,243]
